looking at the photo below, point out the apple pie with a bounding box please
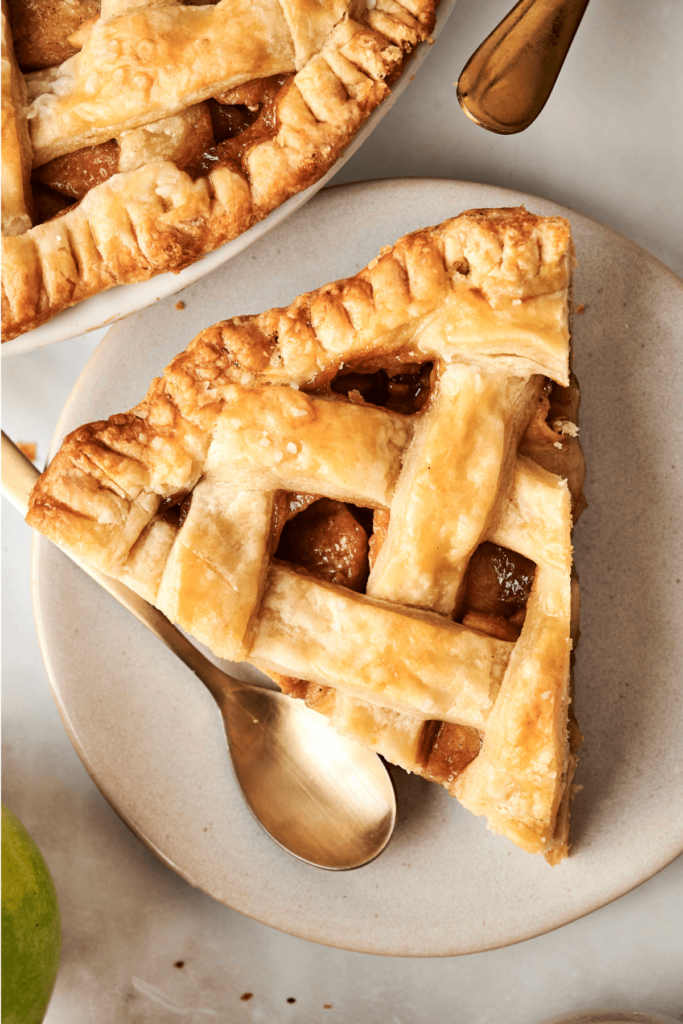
[1,0,436,340]
[26,206,586,862]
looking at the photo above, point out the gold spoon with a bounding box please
[2,432,396,870]
[457,0,590,134]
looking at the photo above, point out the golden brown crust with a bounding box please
[27,207,574,556]
[2,0,436,340]
[26,0,299,163]
[1,1,33,235]
[171,206,574,387]
[25,208,584,861]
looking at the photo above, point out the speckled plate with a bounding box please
[32,179,683,956]
[1,0,456,357]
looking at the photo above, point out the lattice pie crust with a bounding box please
[1,0,436,339]
[26,208,586,862]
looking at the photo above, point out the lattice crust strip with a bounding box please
[25,208,585,862]
[1,0,437,339]
[1,0,33,236]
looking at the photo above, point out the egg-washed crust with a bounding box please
[26,0,361,163]
[26,208,585,862]
[1,0,437,340]
[1,0,33,236]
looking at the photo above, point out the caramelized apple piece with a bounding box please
[461,610,521,642]
[330,362,433,414]
[464,541,536,620]
[34,140,119,200]
[276,497,369,592]
[520,372,587,521]
[6,0,99,71]
[193,74,293,176]
[419,720,482,785]
[30,181,75,225]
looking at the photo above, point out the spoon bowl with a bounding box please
[215,679,396,869]
[2,432,397,870]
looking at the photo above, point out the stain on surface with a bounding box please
[17,442,37,461]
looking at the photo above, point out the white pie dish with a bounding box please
[31,178,683,956]
[1,0,456,357]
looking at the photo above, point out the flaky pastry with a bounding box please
[26,208,586,862]
[1,0,436,339]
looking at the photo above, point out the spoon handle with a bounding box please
[457,0,590,134]
[1,431,240,702]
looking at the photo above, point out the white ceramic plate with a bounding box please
[32,179,683,957]
[2,0,455,357]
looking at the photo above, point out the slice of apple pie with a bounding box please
[26,206,586,862]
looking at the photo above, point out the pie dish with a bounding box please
[26,205,586,862]
[0,0,436,341]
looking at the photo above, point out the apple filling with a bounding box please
[29,73,293,226]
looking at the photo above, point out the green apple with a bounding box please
[2,806,62,1024]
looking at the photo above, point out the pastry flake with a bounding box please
[1,0,436,339]
[26,208,586,862]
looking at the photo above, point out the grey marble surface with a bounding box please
[2,0,683,1020]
